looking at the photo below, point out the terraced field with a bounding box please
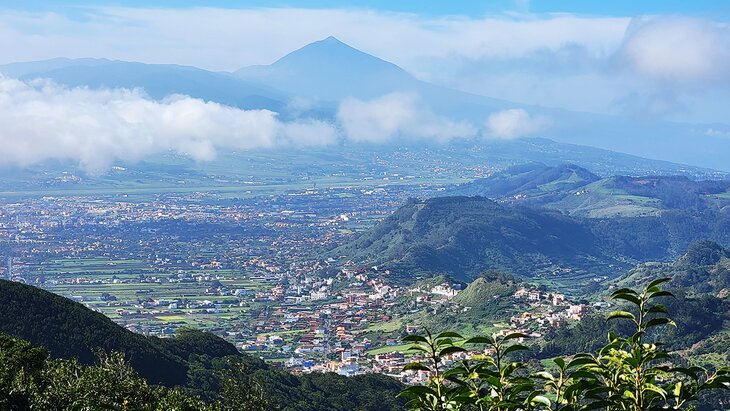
[25,257,274,337]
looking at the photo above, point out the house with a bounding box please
[338,361,360,377]
[567,304,590,320]
[431,283,458,298]
[513,288,529,299]
[341,350,357,361]
[551,294,565,306]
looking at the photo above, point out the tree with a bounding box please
[0,334,48,409]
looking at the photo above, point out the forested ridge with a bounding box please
[332,196,730,285]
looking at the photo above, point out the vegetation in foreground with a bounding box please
[0,279,405,411]
[2,278,729,410]
[0,334,404,411]
[399,279,730,411]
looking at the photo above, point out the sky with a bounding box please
[0,1,729,170]
[3,0,730,17]
[1,0,728,124]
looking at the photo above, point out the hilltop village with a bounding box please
[57,260,593,379]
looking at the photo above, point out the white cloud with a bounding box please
[0,79,484,173]
[0,77,336,173]
[447,16,730,123]
[336,93,477,143]
[285,96,317,115]
[485,109,550,139]
[615,17,730,86]
[705,127,730,138]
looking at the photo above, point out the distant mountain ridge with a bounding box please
[235,36,419,102]
[453,162,730,217]
[0,57,113,77]
[2,37,730,170]
[3,59,288,112]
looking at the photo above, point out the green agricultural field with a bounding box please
[365,319,402,333]
[586,204,660,218]
[367,343,412,356]
[34,258,274,346]
[219,279,270,290]
[613,194,659,203]
[155,315,188,321]
[51,258,135,267]
[33,258,151,275]
[454,323,498,337]
[0,174,468,200]
[538,173,584,191]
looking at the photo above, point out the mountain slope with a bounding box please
[331,196,625,287]
[618,240,730,296]
[235,37,730,171]
[333,196,730,289]
[3,38,730,170]
[1,138,725,197]
[0,279,238,386]
[552,176,730,217]
[451,163,600,199]
[236,36,420,102]
[0,280,406,410]
[235,36,518,118]
[0,57,112,77]
[2,59,287,111]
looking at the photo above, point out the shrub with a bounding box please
[399,279,730,411]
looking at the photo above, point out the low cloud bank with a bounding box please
[1,79,550,173]
[336,92,477,143]
[0,77,336,173]
[485,109,550,139]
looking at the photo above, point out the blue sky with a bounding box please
[3,0,730,17]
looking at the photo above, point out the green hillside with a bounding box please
[0,279,240,386]
[618,240,730,296]
[452,163,730,218]
[551,175,730,218]
[332,196,730,289]
[331,196,624,288]
[451,272,518,308]
[541,245,730,372]
[451,163,599,199]
[430,272,519,331]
